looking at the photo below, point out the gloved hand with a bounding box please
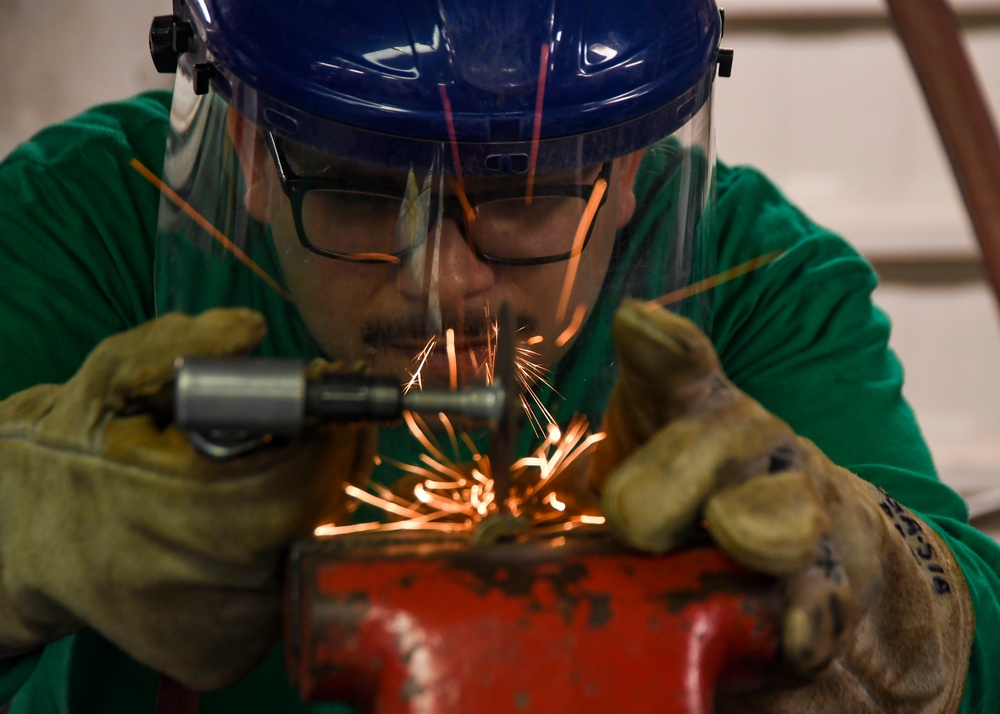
[589,299,974,712]
[0,310,378,690]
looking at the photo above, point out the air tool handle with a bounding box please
[173,357,505,437]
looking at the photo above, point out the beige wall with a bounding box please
[713,2,1000,518]
[0,0,171,158]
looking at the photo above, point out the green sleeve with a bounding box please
[0,93,349,713]
[0,92,169,703]
[709,163,999,711]
[0,92,170,400]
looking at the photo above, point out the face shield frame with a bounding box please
[155,60,718,385]
[264,126,615,267]
[150,3,725,531]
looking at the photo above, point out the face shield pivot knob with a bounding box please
[149,15,194,74]
[192,63,216,95]
[717,48,734,78]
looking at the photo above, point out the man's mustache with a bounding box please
[360,308,540,346]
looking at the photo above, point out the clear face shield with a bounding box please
[155,61,717,530]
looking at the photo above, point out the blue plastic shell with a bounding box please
[174,0,722,171]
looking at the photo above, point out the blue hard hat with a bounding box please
[156,0,724,172]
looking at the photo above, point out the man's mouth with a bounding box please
[358,306,541,384]
[388,337,493,380]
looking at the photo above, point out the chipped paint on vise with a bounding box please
[284,532,780,713]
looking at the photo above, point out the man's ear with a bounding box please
[613,149,646,228]
[227,108,281,224]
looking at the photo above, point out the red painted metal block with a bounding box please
[285,532,780,714]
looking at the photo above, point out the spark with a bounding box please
[315,413,606,538]
[341,252,401,264]
[400,308,560,437]
[344,484,423,520]
[438,85,465,192]
[556,176,608,321]
[314,521,467,537]
[544,493,566,511]
[403,337,438,394]
[446,328,458,390]
[403,411,449,462]
[439,410,461,456]
[555,303,587,347]
[512,341,560,436]
[129,158,292,302]
[525,42,551,206]
[447,176,478,230]
[649,249,786,309]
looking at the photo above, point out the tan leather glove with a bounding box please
[589,299,974,713]
[0,310,377,690]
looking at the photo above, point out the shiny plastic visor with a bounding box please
[153,62,717,530]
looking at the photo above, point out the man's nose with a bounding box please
[397,217,496,303]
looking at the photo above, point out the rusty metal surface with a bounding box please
[285,532,780,714]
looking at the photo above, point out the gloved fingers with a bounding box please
[94,309,267,406]
[600,410,795,553]
[93,569,281,691]
[37,309,266,444]
[704,471,828,577]
[779,537,858,673]
[101,417,378,555]
[610,299,735,436]
[304,356,368,380]
[613,298,725,399]
[600,419,718,552]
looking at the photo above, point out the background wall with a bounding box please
[712,0,1000,526]
[2,0,1000,525]
[0,0,171,159]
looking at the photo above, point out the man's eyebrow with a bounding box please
[291,152,411,186]
[286,143,600,187]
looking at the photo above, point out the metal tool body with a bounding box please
[285,532,781,714]
[175,357,506,436]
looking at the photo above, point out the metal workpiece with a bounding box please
[285,532,782,713]
[175,357,307,436]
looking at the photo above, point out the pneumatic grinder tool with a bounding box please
[172,356,507,458]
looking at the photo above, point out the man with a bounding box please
[0,1,994,712]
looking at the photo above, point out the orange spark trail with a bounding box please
[342,252,401,264]
[438,86,476,229]
[556,177,608,320]
[525,42,551,205]
[446,328,458,390]
[438,85,464,188]
[446,176,478,230]
[403,337,438,393]
[315,520,466,537]
[344,484,423,519]
[555,303,587,347]
[129,158,292,302]
[314,410,607,539]
[649,249,786,309]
